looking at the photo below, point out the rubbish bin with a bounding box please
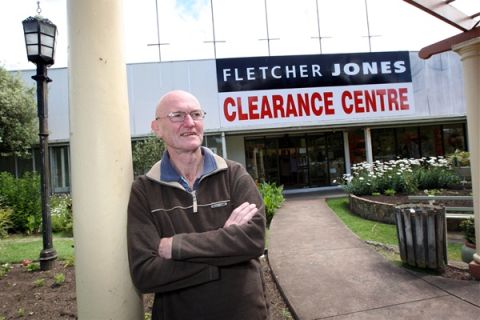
[394,204,447,270]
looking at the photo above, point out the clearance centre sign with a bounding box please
[215,51,414,129]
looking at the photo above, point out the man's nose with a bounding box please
[182,113,195,126]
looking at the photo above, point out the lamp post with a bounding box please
[22,15,58,271]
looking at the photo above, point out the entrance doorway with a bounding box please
[245,132,345,189]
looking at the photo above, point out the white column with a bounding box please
[453,38,480,270]
[67,0,143,318]
[364,128,373,164]
[221,131,228,158]
[342,131,351,175]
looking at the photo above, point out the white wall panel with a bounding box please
[16,51,466,142]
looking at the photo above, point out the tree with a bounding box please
[132,135,165,177]
[0,66,37,157]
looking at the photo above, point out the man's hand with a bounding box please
[224,202,258,227]
[158,237,173,259]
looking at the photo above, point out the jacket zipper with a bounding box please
[192,190,198,213]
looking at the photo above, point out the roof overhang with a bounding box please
[403,0,479,32]
[419,27,480,58]
[403,0,480,59]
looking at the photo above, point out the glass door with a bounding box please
[307,135,328,186]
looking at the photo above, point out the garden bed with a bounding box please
[349,189,473,230]
[0,256,290,320]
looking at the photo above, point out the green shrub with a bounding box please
[258,182,284,227]
[413,166,460,190]
[0,263,12,279]
[53,273,65,286]
[460,218,475,244]
[337,157,459,196]
[132,136,165,177]
[0,172,41,234]
[447,149,470,167]
[26,262,40,272]
[0,206,13,238]
[33,278,46,287]
[384,188,396,196]
[50,194,73,236]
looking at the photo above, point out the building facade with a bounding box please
[2,50,467,192]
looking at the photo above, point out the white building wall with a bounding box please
[16,51,466,143]
[126,60,220,137]
[19,67,70,142]
[410,51,465,117]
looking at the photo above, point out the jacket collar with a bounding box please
[146,146,228,184]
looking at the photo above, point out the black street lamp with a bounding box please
[22,14,58,271]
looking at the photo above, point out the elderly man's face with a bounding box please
[151,91,204,153]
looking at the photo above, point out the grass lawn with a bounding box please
[0,234,74,264]
[0,200,463,264]
[326,197,463,263]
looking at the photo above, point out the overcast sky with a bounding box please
[0,0,477,70]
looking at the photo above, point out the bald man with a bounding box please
[127,90,268,319]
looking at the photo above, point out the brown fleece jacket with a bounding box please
[127,152,268,320]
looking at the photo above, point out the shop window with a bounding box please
[204,135,223,157]
[246,133,346,189]
[264,138,280,186]
[51,146,70,193]
[347,129,366,166]
[327,132,346,184]
[443,124,466,155]
[245,139,267,183]
[307,135,328,187]
[371,128,396,161]
[396,127,420,159]
[419,125,443,157]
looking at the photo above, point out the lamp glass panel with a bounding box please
[41,46,53,58]
[25,33,39,45]
[23,21,39,33]
[27,45,39,56]
[40,23,56,36]
[40,34,54,47]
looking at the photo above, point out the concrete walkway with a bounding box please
[267,192,480,320]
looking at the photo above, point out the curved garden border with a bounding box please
[348,194,396,225]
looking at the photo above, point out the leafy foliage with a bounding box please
[0,172,74,236]
[50,194,73,236]
[0,207,13,239]
[0,263,12,279]
[0,66,37,157]
[132,135,165,176]
[0,172,41,234]
[53,273,65,286]
[460,218,475,244]
[446,149,470,167]
[258,182,284,227]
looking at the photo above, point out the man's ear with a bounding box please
[151,119,163,138]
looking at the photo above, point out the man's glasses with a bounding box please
[156,110,206,122]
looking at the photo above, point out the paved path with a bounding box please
[267,193,480,320]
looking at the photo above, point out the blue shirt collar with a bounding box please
[160,147,217,190]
